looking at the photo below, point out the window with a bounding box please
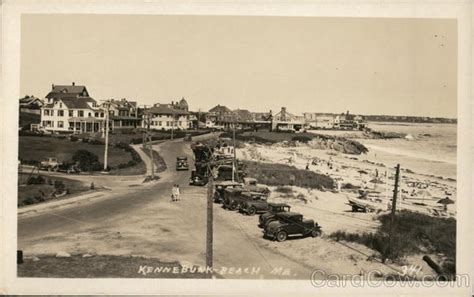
[69,110,74,117]
[58,110,64,117]
[100,113,104,117]
[44,109,50,116]
[58,121,64,128]
[166,121,169,126]
[158,121,162,126]
[78,110,84,117]
[50,110,54,116]
[178,121,182,126]
[88,112,92,117]
[95,112,99,117]
[59,103,62,108]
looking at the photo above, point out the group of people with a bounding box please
[171,184,181,202]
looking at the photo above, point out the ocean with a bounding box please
[357,122,457,179]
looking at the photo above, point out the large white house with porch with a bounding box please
[40,83,106,133]
[145,104,190,130]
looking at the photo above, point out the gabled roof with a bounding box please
[59,97,97,109]
[209,104,231,114]
[19,96,43,106]
[46,84,89,99]
[147,105,188,115]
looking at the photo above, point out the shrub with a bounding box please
[291,135,313,143]
[26,175,45,185]
[70,136,79,142]
[329,210,456,266]
[243,161,334,190]
[72,150,101,172]
[54,180,66,192]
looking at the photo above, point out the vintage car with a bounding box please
[189,170,208,186]
[184,134,192,141]
[39,157,62,171]
[213,181,243,203]
[215,164,246,181]
[264,212,321,242]
[225,189,268,211]
[243,177,258,186]
[239,194,275,216]
[57,162,81,174]
[176,156,189,171]
[222,187,251,210]
[258,203,291,227]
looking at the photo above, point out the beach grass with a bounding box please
[243,161,335,190]
[329,210,456,273]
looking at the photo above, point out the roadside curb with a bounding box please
[18,191,106,216]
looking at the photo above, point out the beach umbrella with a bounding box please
[437,197,455,211]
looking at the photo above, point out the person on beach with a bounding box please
[175,185,181,201]
[171,184,178,202]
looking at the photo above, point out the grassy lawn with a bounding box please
[19,136,133,168]
[17,173,90,207]
[18,255,210,278]
[243,161,335,190]
[329,210,456,274]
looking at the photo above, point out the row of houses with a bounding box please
[19,82,367,134]
[20,83,194,134]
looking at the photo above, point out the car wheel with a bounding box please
[311,229,321,237]
[248,206,257,216]
[229,202,238,211]
[276,230,288,242]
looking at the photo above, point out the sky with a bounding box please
[20,14,457,118]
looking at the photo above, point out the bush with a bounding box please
[329,210,456,266]
[291,135,313,143]
[243,161,335,190]
[72,150,102,172]
[26,175,45,185]
[70,136,79,142]
[54,180,66,192]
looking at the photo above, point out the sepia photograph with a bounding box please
[1,0,473,296]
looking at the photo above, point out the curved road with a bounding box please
[18,137,319,279]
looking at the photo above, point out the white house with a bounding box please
[106,98,141,132]
[145,104,190,130]
[40,83,106,133]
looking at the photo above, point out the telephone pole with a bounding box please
[232,115,237,182]
[103,102,110,171]
[388,163,400,259]
[206,159,214,275]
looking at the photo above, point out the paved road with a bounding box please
[18,137,319,279]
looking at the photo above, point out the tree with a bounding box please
[72,149,101,172]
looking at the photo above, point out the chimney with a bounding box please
[347,110,349,116]
[52,84,55,90]
[72,82,75,86]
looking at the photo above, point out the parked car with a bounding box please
[184,134,192,141]
[225,190,267,211]
[258,203,291,228]
[189,170,208,186]
[239,193,272,215]
[176,156,189,171]
[264,212,322,242]
[39,157,62,171]
[222,187,249,210]
[57,162,81,174]
[213,181,242,203]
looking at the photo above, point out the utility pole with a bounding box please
[206,159,214,275]
[171,109,175,140]
[103,102,110,171]
[388,163,400,260]
[232,114,237,182]
[142,105,147,150]
[147,113,155,178]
